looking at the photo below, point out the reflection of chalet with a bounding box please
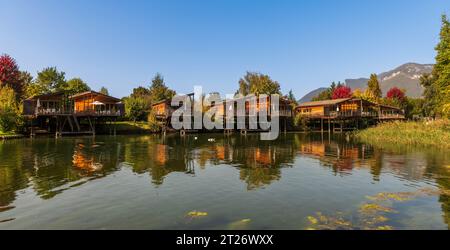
[295,97,404,120]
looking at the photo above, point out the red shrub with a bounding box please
[386,87,405,101]
[332,85,352,99]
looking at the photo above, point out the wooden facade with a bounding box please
[295,97,404,120]
[71,91,125,116]
[152,94,293,132]
[23,92,71,116]
[24,91,125,117]
[23,91,125,137]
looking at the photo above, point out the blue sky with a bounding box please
[0,0,449,98]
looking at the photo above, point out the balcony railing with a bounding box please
[74,110,122,116]
[35,108,122,116]
[300,110,404,119]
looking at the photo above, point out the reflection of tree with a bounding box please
[2,133,450,231]
[423,150,450,229]
[123,135,195,186]
[367,149,382,182]
[239,167,281,190]
[0,138,122,205]
[224,135,296,190]
[0,141,30,207]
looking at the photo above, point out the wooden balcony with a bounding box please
[300,110,404,120]
[33,108,123,117]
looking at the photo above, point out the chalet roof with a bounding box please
[297,98,402,111]
[26,91,66,100]
[378,103,402,110]
[152,93,195,106]
[297,98,353,107]
[151,93,291,107]
[69,91,121,102]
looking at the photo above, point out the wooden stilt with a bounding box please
[321,118,323,133]
[328,119,331,133]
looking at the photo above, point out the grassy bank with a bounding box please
[354,120,450,148]
[112,121,161,134]
[0,131,24,140]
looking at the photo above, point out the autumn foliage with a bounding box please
[386,87,405,101]
[332,85,352,99]
[0,54,22,96]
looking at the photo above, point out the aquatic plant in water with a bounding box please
[186,211,208,218]
[305,187,450,230]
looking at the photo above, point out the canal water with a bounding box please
[0,134,449,229]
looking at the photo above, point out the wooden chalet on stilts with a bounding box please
[23,91,125,137]
[152,94,293,134]
[295,97,405,132]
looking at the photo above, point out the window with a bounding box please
[341,103,358,111]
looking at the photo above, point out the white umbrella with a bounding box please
[36,98,41,108]
[92,101,105,105]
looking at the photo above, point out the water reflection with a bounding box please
[0,133,449,229]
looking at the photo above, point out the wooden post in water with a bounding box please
[328,119,331,133]
[321,118,323,133]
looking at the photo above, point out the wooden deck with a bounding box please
[298,111,405,120]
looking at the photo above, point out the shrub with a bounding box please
[0,108,19,132]
[293,113,309,131]
[147,110,162,132]
[0,86,20,133]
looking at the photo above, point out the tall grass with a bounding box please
[354,119,450,148]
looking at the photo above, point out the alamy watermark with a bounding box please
[170,86,280,140]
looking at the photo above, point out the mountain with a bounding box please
[299,63,433,102]
[345,63,433,98]
[298,87,328,103]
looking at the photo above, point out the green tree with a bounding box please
[312,90,332,101]
[287,90,298,106]
[35,67,66,93]
[405,98,426,119]
[0,86,21,132]
[99,87,109,95]
[124,96,148,123]
[367,74,382,100]
[131,86,151,99]
[149,73,176,102]
[311,81,344,101]
[130,86,152,113]
[236,72,281,96]
[19,71,35,99]
[63,78,90,95]
[237,80,250,96]
[432,14,450,118]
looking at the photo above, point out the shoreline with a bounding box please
[353,120,450,149]
[0,134,25,140]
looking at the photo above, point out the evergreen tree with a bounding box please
[420,73,438,117]
[432,14,450,118]
[367,74,382,100]
[287,89,298,107]
[149,73,176,102]
[99,87,109,96]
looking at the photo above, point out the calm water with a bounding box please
[0,133,449,230]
